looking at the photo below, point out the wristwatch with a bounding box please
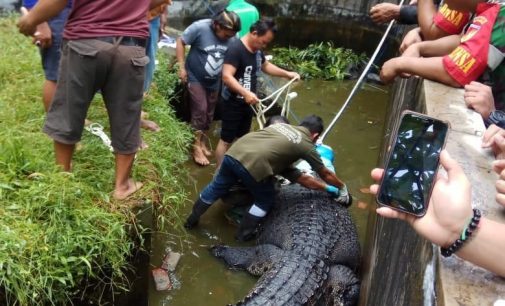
[487,110,505,129]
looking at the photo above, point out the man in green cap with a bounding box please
[227,0,259,38]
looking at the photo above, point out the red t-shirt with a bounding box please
[433,3,471,35]
[63,0,149,40]
[442,2,501,86]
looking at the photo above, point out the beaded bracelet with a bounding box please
[440,208,481,257]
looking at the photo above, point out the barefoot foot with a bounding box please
[114,179,143,200]
[193,145,210,166]
[139,138,149,150]
[201,143,212,157]
[141,119,160,132]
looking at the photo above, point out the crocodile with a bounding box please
[211,183,361,305]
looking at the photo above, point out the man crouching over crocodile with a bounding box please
[184,115,351,241]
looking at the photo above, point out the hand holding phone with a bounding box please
[371,150,473,247]
[376,111,449,217]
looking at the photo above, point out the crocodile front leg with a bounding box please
[321,264,360,306]
[211,244,284,276]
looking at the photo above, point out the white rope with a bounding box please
[318,0,405,143]
[85,123,113,151]
[251,77,299,129]
[282,92,298,118]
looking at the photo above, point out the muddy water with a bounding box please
[148,79,390,305]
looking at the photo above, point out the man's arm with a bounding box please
[262,61,300,80]
[222,63,259,105]
[381,56,460,87]
[150,0,171,10]
[295,168,346,193]
[369,3,401,24]
[175,37,188,83]
[401,34,461,59]
[316,167,345,189]
[417,0,448,40]
[398,5,419,25]
[464,81,495,120]
[413,34,461,57]
[295,174,327,191]
[371,150,505,277]
[17,0,67,36]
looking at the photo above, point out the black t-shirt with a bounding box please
[222,39,265,101]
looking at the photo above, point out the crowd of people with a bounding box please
[15,0,505,285]
[369,0,505,277]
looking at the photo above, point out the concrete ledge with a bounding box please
[423,80,505,305]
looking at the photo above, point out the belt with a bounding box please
[95,36,146,47]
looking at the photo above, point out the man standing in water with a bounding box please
[18,0,169,199]
[177,10,241,166]
[185,115,350,241]
[215,19,300,168]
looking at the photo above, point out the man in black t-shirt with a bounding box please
[215,19,300,168]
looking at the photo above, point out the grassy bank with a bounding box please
[0,16,192,305]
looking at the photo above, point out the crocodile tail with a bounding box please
[235,254,329,306]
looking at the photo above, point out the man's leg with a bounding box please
[235,177,276,241]
[185,155,239,228]
[193,130,209,166]
[216,101,254,169]
[40,8,69,112]
[102,42,145,199]
[113,153,142,200]
[200,131,212,157]
[42,80,57,112]
[143,17,160,94]
[188,83,211,166]
[54,141,75,171]
[201,90,219,157]
[139,17,161,146]
[43,39,98,173]
[215,139,231,169]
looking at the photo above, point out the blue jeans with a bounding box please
[144,17,160,92]
[40,6,71,81]
[200,156,276,212]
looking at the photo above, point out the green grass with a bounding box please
[0,16,192,305]
[270,42,367,80]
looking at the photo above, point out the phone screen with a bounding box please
[377,112,448,216]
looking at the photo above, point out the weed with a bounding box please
[0,16,192,305]
[270,42,367,80]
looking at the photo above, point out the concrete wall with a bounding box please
[359,78,434,305]
[168,0,404,61]
[0,0,20,11]
[169,0,398,19]
[360,78,505,305]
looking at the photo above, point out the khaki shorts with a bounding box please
[43,38,149,154]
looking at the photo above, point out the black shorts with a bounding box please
[220,97,254,143]
[43,39,148,154]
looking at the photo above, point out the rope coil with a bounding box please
[250,77,299,129]
[85,123,114,152]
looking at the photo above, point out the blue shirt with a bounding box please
[182,19,236,90]
[23,0,72,9]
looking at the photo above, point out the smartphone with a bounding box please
[376,111,449,217]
